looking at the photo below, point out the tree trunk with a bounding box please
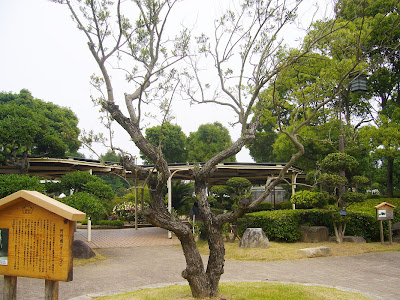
[179,234,211,298]
[387,156,394,198]
[179,178,227,298]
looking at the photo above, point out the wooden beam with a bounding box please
[45,280,59,300]
[3,276,17,300]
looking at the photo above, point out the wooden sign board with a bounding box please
[375,202,395,221]
[0,190,85,282]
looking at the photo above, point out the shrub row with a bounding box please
[237,207,399,242]
[81,219,125,226]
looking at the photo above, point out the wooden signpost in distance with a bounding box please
[375,202,396,245]
[0,190,86,299]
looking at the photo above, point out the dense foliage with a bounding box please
[0,90,80,172]
[290,190,333,209]
[239,198,400,242]
[187,122,236,162]
[141,123,187,164]
[0,174,46,198]
[56,171,116,216]
[61,192,107,222]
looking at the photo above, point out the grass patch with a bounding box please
[74,249,106,266]
[196,241,400,262]
[95,282,372,299]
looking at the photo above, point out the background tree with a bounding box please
[246,123,277,163]
[54,0,367,297]
[209,177,252,212]
[335,0,400,196]
[99,150,132,197]
[141,123,187,164]
[359,112,400,196]
[167,181,194,215]
[187,122,236,162]
[0,89,81,172]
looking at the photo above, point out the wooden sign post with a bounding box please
[375,202,396,245]
[0,190,86,299]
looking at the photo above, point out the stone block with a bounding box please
[239,228,270,248]
[72,240,96,259]
[298,246,331,258]
[300,226,329,242]
[343,236,366,243]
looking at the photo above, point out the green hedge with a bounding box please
[81,219,124,226]
[238,210,302,242]
[238,202,399,242]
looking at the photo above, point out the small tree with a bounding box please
[319,152,364,243]
[53,0,368,297]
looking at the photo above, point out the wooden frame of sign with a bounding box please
[375,202,396,245]
[0,190,86,300]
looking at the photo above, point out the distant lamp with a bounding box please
[350,73,368,93]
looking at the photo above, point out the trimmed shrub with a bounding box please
[238,203,396,242]
[251,202,274,212]
[274,201,292,210]
[81,219,124,226]
[238,210,302,242]
[61,192,107,222]
[0,174,46,198]
[290,190,329,209]
[341,191,367,204]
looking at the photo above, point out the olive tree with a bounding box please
[52,0,365,297]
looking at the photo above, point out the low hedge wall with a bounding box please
[81,219,125,226]
[237,207,397,242]
[238,210,302,242]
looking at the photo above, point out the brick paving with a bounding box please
[0,227,399,300]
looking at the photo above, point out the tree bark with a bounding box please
[386,156,394,198]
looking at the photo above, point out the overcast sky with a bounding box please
[0,0,333,163]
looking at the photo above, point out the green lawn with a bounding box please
[196,240,400,261]
[95,282,372,300]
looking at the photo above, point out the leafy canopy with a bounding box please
[187,122,236,162]
[141,123,187,164]
[0,89,81,169]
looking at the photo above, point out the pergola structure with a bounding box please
[1,157,305,235]
[0,158,305,188]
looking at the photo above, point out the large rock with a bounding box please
[298,246,331,258]
[343,236,366,243]
[239,228,270,248]
[72,240,96,259]
[329,235,367,243]
[300,226,329,243]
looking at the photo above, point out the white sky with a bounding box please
[0,0,334,163]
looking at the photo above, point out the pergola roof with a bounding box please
[141,162,305,185]
[0,157,305,185]
[0,157,125,178]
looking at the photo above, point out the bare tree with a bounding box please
[53,0,362,297]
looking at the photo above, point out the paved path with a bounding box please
[74,227,181,248]
[0,228,399,300]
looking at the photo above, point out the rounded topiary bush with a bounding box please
[290,190,329,209]
[341,191,367,204]
[61,192,107,222]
